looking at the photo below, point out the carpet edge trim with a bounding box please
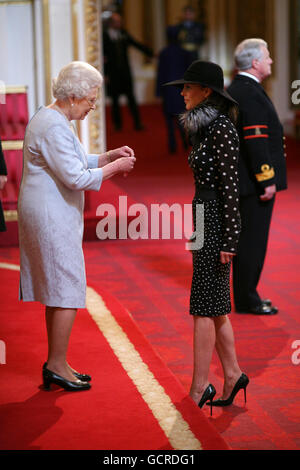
[86,286,203,451]
[0,262,20,271]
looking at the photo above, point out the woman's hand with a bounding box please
[220,251,236,264]
[107,146,134,162]
[0,175,7,191]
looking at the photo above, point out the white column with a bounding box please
[48,0,73,87]
[34,0,46,107]
[76,0,87,61]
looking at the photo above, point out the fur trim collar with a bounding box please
[180,104,219,136]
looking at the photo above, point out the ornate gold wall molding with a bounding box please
[84,0,104,153]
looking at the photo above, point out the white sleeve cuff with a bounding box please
[87,154,99,169]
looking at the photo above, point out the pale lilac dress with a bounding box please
[18,106,103,308]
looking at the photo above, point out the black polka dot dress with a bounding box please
[188,113,241,317]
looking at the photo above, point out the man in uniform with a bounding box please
[227,38,287,315]
[156,26,190,153]
[172,5,205,64]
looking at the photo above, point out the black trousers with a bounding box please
[163,111,187,153]
[111,87,142,130]
[233,193,275,310]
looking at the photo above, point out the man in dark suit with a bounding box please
[103,12,153,131]
[0,137,8,232]
[227,38,287,315]
[156,26,190,153]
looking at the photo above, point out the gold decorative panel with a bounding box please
[84,0,104,153]
[229,0,275,94]
[235,0,275,71]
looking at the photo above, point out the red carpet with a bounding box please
[0,104,299,450]
[96,104,300,450]
[0,262,228,451]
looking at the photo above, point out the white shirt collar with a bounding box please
[238,71,260,83]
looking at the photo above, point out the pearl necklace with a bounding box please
[50,104,77,135]
[51,104,70,121]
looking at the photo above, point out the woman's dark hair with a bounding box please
[205,91,238,125]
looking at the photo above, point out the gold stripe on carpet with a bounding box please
[0,262,20,271]
[86,286,202,451]
[0,263,202,450]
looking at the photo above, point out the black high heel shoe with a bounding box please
[43,362,91,382]
[43,367,91,392]
[198,384,216,416]
[210,373,249,407]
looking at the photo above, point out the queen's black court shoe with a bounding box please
[43,362,91,382]
[43,367,91,391]
[210,373,249,407]
[198,384,216,416]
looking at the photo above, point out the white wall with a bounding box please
[0,1,36,117]
[0,0,75,117]
[48,0,73,90]
[0,0,293,135]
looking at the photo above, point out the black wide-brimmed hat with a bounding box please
[164,60,237,104]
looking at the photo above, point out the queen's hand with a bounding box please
[107,146,135,162]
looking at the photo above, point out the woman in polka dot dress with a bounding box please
[165,61,249,413]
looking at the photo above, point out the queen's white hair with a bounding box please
[52,61,103,100]
[234,38,268,71]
